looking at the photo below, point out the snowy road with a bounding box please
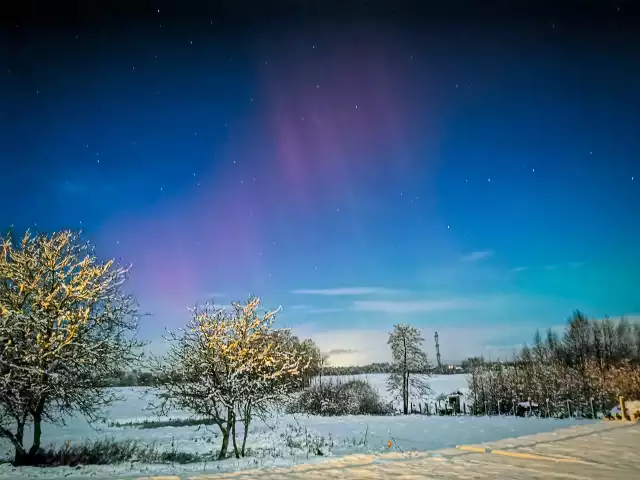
[140,420,639,479]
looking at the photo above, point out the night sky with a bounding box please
[2,1,639,365]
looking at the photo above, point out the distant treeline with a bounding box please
[319,362,464,376]
[107,361,464,387]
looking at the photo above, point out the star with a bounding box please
[487,178,491,182]
[532,168,535,172]
[447,225,450,229]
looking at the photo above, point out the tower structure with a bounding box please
[434,331,442,372]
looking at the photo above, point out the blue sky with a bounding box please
[2,5,639,364]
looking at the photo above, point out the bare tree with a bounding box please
[467,311,640,418]
[153,297,307,460]
[387,324,431,414]
[0,230,143,463]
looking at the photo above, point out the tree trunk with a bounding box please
[403,336,408,415]
[218,427,229,460]
[1,424,27,465]
[403,372,409,415]
[241,407,251,457]
[231,411,240,459]
[28,411,43,457]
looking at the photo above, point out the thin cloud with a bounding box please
[291,287,403,296]
[286,305,343,314]
[543,265,557,270]
[461,250,493,262]
[325,348,359,356]
[351,298,487,314]
[511,266,528,272]
[308,308,343,314]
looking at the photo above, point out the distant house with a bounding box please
[516,400,539,417]
[446,390,465,414]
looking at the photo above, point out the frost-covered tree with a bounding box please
[154,297,307,459]
[387,324,431,414]
[0,230,143,463]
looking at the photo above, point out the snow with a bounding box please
[0,374,594,478]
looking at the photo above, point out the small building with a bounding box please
[447,390,465,414]
[516,400,539,417]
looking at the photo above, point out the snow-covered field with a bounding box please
[0,374,594,479]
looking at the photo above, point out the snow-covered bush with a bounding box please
[287,379,393,416]
[153,297,310,460]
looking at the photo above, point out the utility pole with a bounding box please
[435,332,442,373]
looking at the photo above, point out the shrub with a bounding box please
[287,379,393,416]
[10,438,208,467]
[108,416,218,429]
[280,423,334,457]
